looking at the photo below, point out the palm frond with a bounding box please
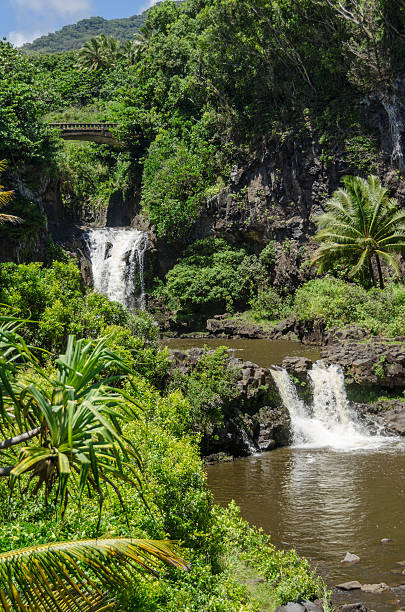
[0,537,188,611]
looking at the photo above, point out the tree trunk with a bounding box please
[369,260,376,287]
[0,427,41,450]
[375,253,384,289]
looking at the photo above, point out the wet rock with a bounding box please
[360,583,389,593]
[381,538,393,543]
[380,407,405,436]
[341,552,361,563]
[301,602,324,611]
[282,356,313,377]
[336,581,362,590]
[321,339,405,388]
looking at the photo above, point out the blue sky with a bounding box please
[1,0,156,46]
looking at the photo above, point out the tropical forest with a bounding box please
[0,0,405,610]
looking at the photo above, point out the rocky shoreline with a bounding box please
[167,320,405,461]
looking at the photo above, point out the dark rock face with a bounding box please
[321,339,405,388]
[378,403,405,435]
[168,349,290,457]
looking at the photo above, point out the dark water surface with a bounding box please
[207,447,405,611]
[162,338,321,367]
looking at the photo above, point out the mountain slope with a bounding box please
[22,12,148,54]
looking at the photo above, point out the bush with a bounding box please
[161,238,266,321]
[169,346,240,430]
[250,288,292,322]
[294,277,405,336]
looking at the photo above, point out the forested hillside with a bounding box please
[23,11,149,54]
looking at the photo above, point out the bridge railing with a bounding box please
[48,123,119,131]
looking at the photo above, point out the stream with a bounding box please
[166,338,405,611]
[207,446,405,611]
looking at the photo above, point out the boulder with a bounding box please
[341,552,361,563]
[336,581,362,590]
[340,605,370,612]
[275,604,306,612]
[282,356,313,377]
[380,407,405,436]
[360,583,389,593]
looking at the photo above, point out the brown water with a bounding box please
[207,446,405,611]
[162,338,321,367]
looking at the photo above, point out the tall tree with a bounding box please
[312,174,405,288]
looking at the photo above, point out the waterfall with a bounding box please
[382,96,405,173]
[271,362,390,450]
[86,227,149,309]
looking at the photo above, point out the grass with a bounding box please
[226,554,276,612]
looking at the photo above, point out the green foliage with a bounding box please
[0,261,124,351]
[250,288,293,322]
[294,277,405,337]
[141,130,218,239]
[57,141,130,210]
[312,175,405,287]
[0,42,58,165]
[162,238,266,320]
[23,12,149,54]
[169,346,240,430]
[259,241,276,269]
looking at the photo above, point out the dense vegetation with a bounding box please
[1,1,405,606]
[0,284,326,609]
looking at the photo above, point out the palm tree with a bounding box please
[0,160,21,224]
[77,35,122,72]
[312,175,405,288]
[0,537,188,610]
[0,324,141,515]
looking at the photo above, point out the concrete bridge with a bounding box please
[49,123,120,145]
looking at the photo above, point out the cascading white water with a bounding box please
[382,96,405,173]
[86,227,149,309]
[271,362,390,450]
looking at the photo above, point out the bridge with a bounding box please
[49,123,120,145]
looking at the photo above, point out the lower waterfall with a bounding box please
[86,227,149,309]
[271,362,389,450]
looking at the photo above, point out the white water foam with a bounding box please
[86,227,149,309]
[271,362,393,451]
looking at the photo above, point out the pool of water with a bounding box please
[207,446,405,611]
[162,338,321,367]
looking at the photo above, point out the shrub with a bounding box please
[169,346,240,431]
[250,288,292,322]
[162,238,266,321]
[294,277,405,336]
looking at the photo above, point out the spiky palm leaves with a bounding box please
[0,325,141,514]
[312,175,405,287]
[77,32,149,71]
[0,160,21,224]
[0,537,188,611]
[77,35,116,72]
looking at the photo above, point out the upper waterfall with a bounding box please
[271,362,391,450]
[86,227,149,309]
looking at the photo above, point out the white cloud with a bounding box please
[12,0,92,17]
[8,29,46,46]
[141,0,160,10]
